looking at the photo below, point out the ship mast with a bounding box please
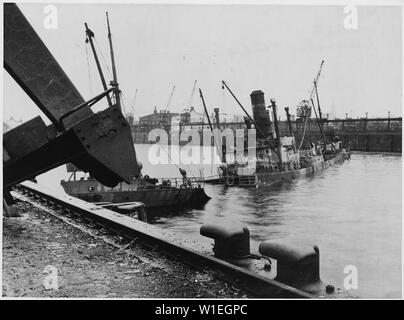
[199,88,214,132]
[270,99,283,170]
[311,97,326,150]
[106,12,121,111]
[314,81,322,122]
[199,88,225,163]
[85,23,113,108]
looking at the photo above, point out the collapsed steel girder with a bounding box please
[3,3,140,189]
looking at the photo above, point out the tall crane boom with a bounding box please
[312,60,325,120]
[314,60,324,84]
[309,60,324,100]
[199,88,213,132]
[221,80,266,140]
[187,80,197,109]
[166,85,175,110]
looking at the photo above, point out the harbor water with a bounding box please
[38,144,402,298]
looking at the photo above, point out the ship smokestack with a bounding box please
[214,107,220,129]
[250,90,272,139]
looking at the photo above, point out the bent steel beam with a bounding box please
[3,3,140,189]
[4,105,137,188]
[4,3,91,130]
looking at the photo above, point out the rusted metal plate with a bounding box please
[3,3,92,130]
[69,105,140,185]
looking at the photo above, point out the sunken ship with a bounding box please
[203,78,350,188]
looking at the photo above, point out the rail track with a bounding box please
[11,181,313,298]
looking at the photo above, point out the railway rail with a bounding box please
[11,181,313,298]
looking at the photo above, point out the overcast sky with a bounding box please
[3,3,402,123]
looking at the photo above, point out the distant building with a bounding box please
[183,107,207,130]
[138,107,179,131]
[171,114,181,132]
[232,114,245,123]
[136,106,246,133]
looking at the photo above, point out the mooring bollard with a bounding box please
[259,240,321,292]
[200,223,250,259]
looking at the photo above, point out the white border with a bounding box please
[1,0,403,301]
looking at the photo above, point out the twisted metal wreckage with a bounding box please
[3,3,141,212]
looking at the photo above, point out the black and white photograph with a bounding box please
[1,0,402,303]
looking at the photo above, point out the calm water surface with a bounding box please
[38,145,402,298]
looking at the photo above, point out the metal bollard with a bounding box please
[259,240,321,292]
[200,223,250,259]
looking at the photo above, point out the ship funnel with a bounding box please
[250,90,272,139]
[214,107,220,129]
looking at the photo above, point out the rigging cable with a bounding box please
[119,92,129,116]
[298,61,325,151]
[94,38,113,81]
[121,91,141,118]
[85,44,93,96]
[298,106,310,151]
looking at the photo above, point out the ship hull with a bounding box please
[61,181,211,208]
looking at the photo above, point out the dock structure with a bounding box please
[289,117,402,153]
[11,181,319,298]
[129,115,402,153]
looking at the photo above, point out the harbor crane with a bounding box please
[309,60,326,147]
[166,85,176,110]
[133,89,138,109]
[309,60,324,101]
[312,60,324,121]
[187,80,197,109]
